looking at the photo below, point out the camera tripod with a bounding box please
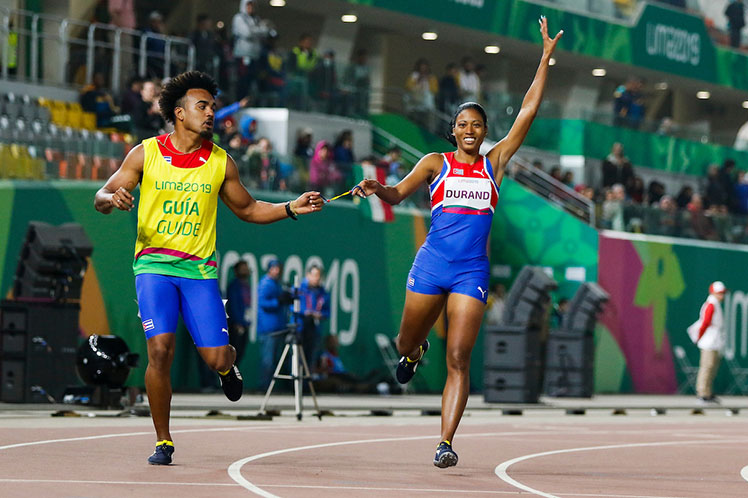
[258,280,322,421]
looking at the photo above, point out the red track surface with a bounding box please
[1,413,747,497]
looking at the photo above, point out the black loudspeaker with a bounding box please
[562,282,609,334]
[542,367,594,398]
[484,368,541,403]
[0,300,81,403]
[484,266,557,404]
[13,222,92,301]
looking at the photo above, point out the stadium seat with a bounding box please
[673,345,699,394]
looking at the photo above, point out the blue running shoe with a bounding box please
[433,440,458,468]
[219,364,243,402]
[147,440,174,465]
[395,340,429,384]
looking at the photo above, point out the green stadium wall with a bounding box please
[1,181,746,396]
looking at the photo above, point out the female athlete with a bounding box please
[354,17,562,467]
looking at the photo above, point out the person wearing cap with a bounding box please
[688,281,727,403]
[257,258,290,389]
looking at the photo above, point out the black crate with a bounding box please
[484,368,540,403]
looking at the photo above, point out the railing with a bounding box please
[0,6,194,93]
[510,156,596,225]
[524,0,644,23]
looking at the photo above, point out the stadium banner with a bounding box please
[598,231,748,394]
[0,179,597,393]
[525,118,748,176]
[346,0,748,91]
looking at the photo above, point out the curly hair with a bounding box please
[158,71,218,124]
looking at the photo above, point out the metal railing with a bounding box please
[0,6,194,93]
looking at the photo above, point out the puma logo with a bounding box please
[199,157,207,163]
[475,168,486,178]
[478,286,487,298]
[221,328,229,335]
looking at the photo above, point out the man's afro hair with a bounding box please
[158,71,218,124]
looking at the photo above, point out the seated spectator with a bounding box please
[656,195,681,237]
[561,170,574,189]
[531,159,544,173]
[294,128,314,160]
[120,76,144,116]
[647,180,665,205]
[735,170,748,214]
[627,176,645,204]
[720,159,738,212]
[309,140,341,195]
[675,185,694,209]
[687,193,719,240]
[601,184,625,231]
[549,166,563,183]
[80,73,120,128]
[384,145,403,175]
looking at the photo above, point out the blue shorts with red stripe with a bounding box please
[406,252,490,304]
[135,273,229,348]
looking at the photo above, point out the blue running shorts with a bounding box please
[135,273,229,348]
[406,260,490,304]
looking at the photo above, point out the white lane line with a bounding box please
[227,430,582,498]
[0,479,238,487]
[0,425,297,451]
[495,438,748,498]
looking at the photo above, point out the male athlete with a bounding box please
[94,71,323,465]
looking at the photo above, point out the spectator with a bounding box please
[705,164,729,211]
[657,195,681,236]
[458,56,481,103]
[287,33,320,109]
[298,265,330,368]
[226,260,252,367]
[108,0,136,30]
[484,283,506,327]
[384,145,403,176]
[719,159,738,212]
[256,259,290,389]
[143,11,167,78]
[735,170,748,214]
[551,298,569,329]
[675,185,694,209]
[647,180,666,205]
[294,128,314,160]
[601,184,625,231]
[437,62,460,113]
[309,140,340,195]
[191,14,221,78]
[120,76,144,116]
[232,0,273,99]
[549,166,563,182]
[627,176,645,204]
[687,193,719,240]
[342,49,371,116]
[531,159,544,173]
[80,72,120,128]
[258,33,286,106]
[312,50,339,113]
[405,58,438,124]
[614,77,645,129]
[133,79,164,139]
[333,130,355,184]
[726,0,745,48]
[561,170,575,189]
[601,142,634,190]
[248,137,282,190]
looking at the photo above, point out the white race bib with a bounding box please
[443,176,492,211]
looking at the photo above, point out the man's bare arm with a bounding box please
[219,155,322,224]
[94,144,144,214]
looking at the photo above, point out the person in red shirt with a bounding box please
[688,281,727,403]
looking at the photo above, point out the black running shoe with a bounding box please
[147,440,174,465]
[395,340,429,384]
[433,440,458,468]
[219,364,243,402]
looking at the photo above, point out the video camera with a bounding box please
[280,284,300,306]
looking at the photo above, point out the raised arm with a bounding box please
[219,154,322,223]
[94,144,144,214]
[353,153,443,205]
[486,16,562,174]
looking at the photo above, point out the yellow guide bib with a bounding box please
[133,137,226,279]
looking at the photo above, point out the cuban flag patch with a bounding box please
[453,168,464,175]
[143,319,155,332]
[408,277,415,287]
[163,156,172,164]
